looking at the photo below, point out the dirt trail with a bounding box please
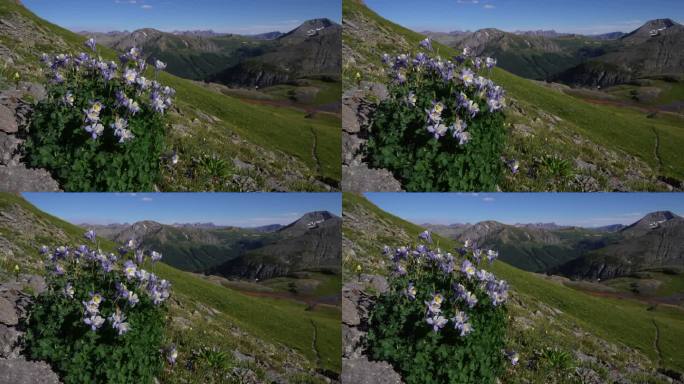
[310,319,322,369]
[652,318,663,365]
[651,126,663,172]
[309,126,322,176]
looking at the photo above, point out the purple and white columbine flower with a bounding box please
[84,38,96,52]
[135,249,145,265]
[63,283,75,298]
[128,292,140,306]
[53,264,65,275]
[461,259,476,279]
[108,310,130,335]
[123,260,137,280]
[427,123,448,139]
[487,249,499,263]
[419,37,432,51]
[406,91,417,107]
[84,314,105,331]
[451,311,473,336]
[405,282,417,300]
[150,251,162,262]
[63,92,75,107]
[127,99,141,114]
[166,345,178,365]
[84,123,104,139]
[485,57,497,69]
[426,314,448,332]
[112,117,134,143]
[507,351,520,366]
[123,68,138,85]
[84,230,96,242]
[155,60,167,71]
[426,101,444,124]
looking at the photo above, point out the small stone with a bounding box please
[342,296,360,326]
[0,359,61,384]
[0,297,18,326]
[0,104,18,134]
[342,357,403,384]
[342,164,402,193]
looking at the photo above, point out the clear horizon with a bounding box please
[364,193,684,228]
[21,0,341,34]
[364,0,684,35]
[21,193,342,227]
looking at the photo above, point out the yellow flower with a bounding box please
[355,72,361,80]
[434,293,444,305]
[13,264,19,272]
[355,264,362,272]
[13,72,20,80]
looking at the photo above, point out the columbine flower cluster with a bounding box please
[39,37,175,143]
[382,39,505,144]
[40,230,170,336]
[383,230,509,337]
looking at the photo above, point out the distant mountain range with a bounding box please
[88,212,341,280]
[426,19,684,86]
[427,211,684,279]
[81,18,341,88]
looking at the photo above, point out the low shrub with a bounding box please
[366,231,517,384]
[366,39,507,191]
[24,38,175,191]
[23,230,173,384]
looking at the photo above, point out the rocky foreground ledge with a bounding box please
[0,274,61,384]
[341,274,403,384]
[0,82,60,192]
[341,83,402,193]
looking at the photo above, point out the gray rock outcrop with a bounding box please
[342,274,403,384]
[0,84,60,192]
[0,274,60,384]
[341,82,402,192]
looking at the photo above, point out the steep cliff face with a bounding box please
[210,212,342,279]
[554,212,684,280]
[210,19,342,87]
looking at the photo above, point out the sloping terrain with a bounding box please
[554,211,684,280]
[210,19,342,88]
[0,192,341,382]
[341,0,684,191]
[342,192,684,382]
[554,19,684,87]
[0,0,340,191]
[429,28,608,80]
[210,211,342,280]
[89,211,342,280]
[87,28,272,81]
[427,221,613,272]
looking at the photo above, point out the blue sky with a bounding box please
[22,0,341,33]
[365,193,684,227]
[365,0,684,34]
[22,193,341,227]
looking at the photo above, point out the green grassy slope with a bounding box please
[343,192,684,374]
[0,192,341,378]
[342,0,684,184]
[0,0,340,188]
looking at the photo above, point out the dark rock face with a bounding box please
[554,212,684,280]
[0,275,60,384]
[341,82,402,193]
[552,61,633,88]
[210,19,341,88]
[341,275,403,384]
[213,213,342,280]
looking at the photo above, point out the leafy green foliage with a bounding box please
[366,234,511,383]
[23,47,174,191]
[366,45,507,191]
[22,237,171,384]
